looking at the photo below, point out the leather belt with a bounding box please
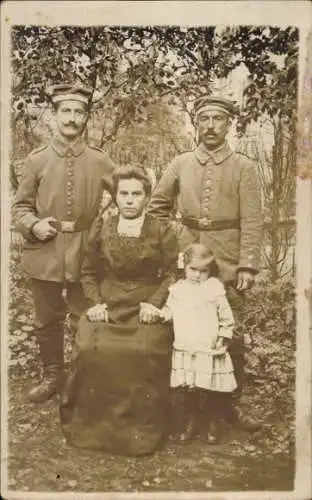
[51,220,92,233]
[181,216,240,231]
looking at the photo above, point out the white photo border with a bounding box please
[1,2,311,499]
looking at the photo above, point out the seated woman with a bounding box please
[60,165,178,456]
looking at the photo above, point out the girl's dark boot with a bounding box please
[178,389,200,443]
[202,390,221,445]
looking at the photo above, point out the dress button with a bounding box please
[67,200,72,206]
[68,171,73,177]
[66,210,72,216]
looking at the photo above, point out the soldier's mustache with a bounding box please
[64,122,79,128]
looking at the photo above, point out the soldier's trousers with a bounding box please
[225,283,246,402]
[30,279,88,371]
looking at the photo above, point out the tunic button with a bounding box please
[68,171,73,177]
[67,210,72,216]
[67,200,72,206]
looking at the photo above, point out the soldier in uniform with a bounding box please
[148,95,262,433]
[13,84,116,403]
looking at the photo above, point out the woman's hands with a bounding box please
[86,303,109,322]
[139,302,161,324]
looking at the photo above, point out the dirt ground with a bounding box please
[7,372,294,494]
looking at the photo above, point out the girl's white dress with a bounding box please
[165,277,237,392]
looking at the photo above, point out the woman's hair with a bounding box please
[111,165,152,198]
[183,243,220,278]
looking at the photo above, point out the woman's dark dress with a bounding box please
[60,214,178,456]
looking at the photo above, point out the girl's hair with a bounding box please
[111,165,152,198]
[183,243,220,278]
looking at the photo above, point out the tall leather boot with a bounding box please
[222,392,261,431]
[178,389,200,444]
[29,329,64,403]
[225,351,260,431]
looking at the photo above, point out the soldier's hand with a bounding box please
[237,271,255,291]
[32,217,58,241]
[86,303,109,322]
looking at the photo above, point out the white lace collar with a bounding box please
[117,212,145,237]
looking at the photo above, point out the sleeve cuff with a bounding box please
[218,328,233,339]
[237,266,258,275]
[22,216,41,241]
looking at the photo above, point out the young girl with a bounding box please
[160,243,237,444]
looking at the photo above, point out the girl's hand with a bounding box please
[86,303,109,322]
[159,306,173,323]
[139,302,161,324]
[215,337,230,350]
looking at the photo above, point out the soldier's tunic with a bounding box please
[13,135,116,366]
[148,141,263,395]
[14,135,115,283]
[148,142,262,284]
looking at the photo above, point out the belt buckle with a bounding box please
[198,217,212,229]
[61,221,75,233]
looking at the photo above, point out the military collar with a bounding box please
[51,134,87,157]
[195,141,233,165]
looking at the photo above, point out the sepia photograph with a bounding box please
[1,1,311,499]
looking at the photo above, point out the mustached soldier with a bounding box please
[148,95,263,433]
[13,84,116,403]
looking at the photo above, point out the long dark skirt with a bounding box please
[60,314,173,456]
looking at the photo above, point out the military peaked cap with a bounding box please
[48,84,93,105]
[193,95,238,117]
